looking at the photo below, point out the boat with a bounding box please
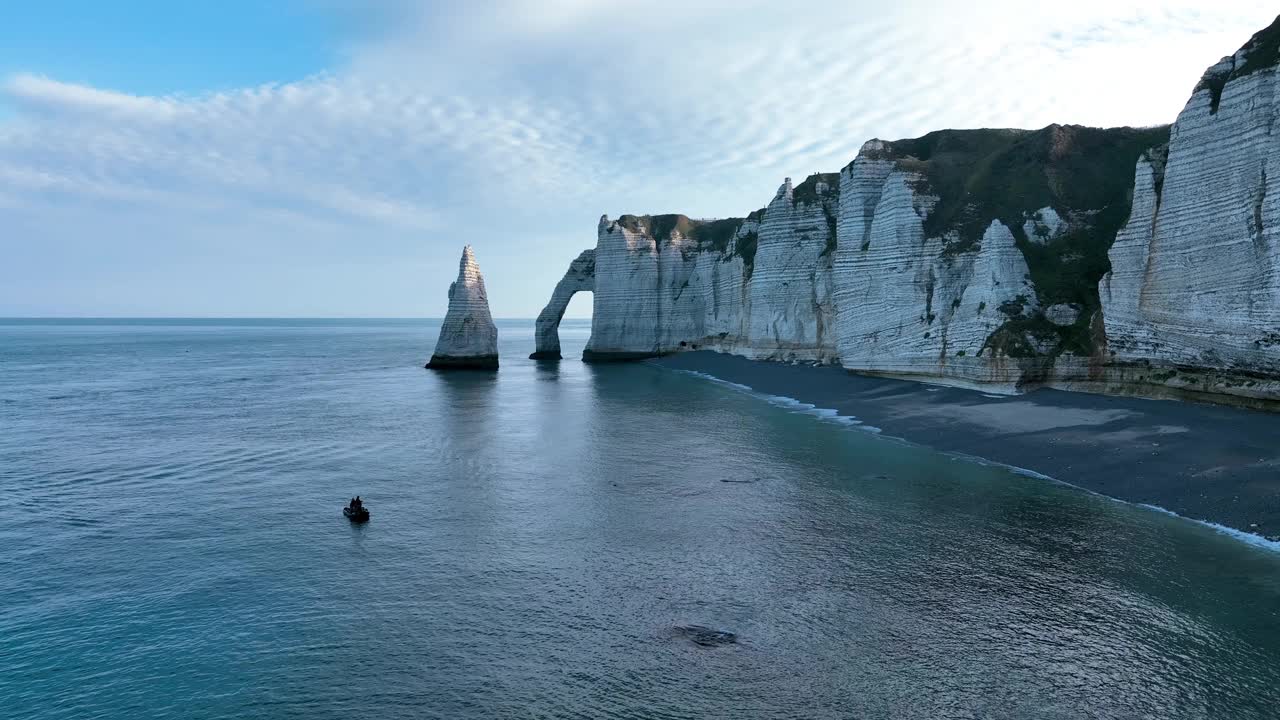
[343,499,370,523]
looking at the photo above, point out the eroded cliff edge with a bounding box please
[583,174,840,363]
[833,125,1169,391]
[1100,18,1280,405]
[542,15,1280,408]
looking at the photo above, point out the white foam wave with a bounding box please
[1137,504,1280,553]
[672,366,1280,554]
[676,370,880,433]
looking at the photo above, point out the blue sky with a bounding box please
[2,1,1277,317]
[0,2,340,99]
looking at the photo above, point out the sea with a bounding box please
[2,318,1279,719]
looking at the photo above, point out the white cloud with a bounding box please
[1,0,1277,315]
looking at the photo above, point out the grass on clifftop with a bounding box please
[613,213,759,272]
[791,173,841,206]
[1223,14,1280,82]
[611,169,842,275]
[880,123,1171,357]
[789,173,841,259]
[1195,14,1280,113]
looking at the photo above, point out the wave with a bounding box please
[674,369,882,433]
[1136,504,1280,553]
[672,366,1280,554]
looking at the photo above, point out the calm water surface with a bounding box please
[2,319,1279,719]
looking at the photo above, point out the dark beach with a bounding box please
[655,351,1280,542]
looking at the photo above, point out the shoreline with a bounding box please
[652,351,1280,547]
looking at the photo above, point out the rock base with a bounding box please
[528,351,562,360]
[426,354,499,370]
[581,350,662,363]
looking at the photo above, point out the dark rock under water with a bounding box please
[673,625,737,647]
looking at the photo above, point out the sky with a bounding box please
[1,1,1277,318]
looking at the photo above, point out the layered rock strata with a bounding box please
[567,123,1164,386]
[535,15,1280,407]
[579,175,840,362]
[427,245,499,370]
[832,125,1168,390]
[531,249,595,359]
[1100,17,1280,405]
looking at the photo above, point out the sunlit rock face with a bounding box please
[1102,17,1280,404]
[833,178,1038,386]
[742,176,840,362]
[426,245,499,370]
[833,126,1167,390]
[580,175,839,362]
[547,16,1280,407]
[570,126,1166,385]
[531,249,594,359]
[581,214,677,361]
[582,212,743,360]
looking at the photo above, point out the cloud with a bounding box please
[1,0,1278,315]
[4,74,181,119]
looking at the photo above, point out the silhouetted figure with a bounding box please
[344,495,369,523]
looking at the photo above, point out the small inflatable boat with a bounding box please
[343,505,370,523]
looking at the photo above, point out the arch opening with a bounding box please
[530,249,595,360]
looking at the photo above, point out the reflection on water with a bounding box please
[1,318,1278,719]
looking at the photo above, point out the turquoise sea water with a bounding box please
[2,318,1279,719]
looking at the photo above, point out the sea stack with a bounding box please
[426,245,499,370]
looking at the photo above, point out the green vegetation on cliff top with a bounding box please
[1221,13,1280,82]
[871,123,1170,357]
[1195,14,1280,113]
[614,213,742,253]
[791,173,841,206]
[612,170,835,276]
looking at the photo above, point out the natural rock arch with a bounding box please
[530,249,595,359]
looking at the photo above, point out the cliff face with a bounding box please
[743,175,840,362]
[542,16,1280,407]
[1101,17,1280,404]
[581,175,839,362]
[427,245,499,370]
[833,125,1168,389]
[570,124,1166,382]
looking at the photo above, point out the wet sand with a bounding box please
[654,351,1280,541]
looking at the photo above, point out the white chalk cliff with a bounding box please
[578,176,839,362]
[427,245,499,369]
[531,249,595,359]
[1101,19,1280,404]
[833,158,1039,388]
[533,16,1280,408]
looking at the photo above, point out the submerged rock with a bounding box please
[427,246,499,370]
[673,625,737,647]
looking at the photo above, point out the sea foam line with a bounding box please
[671,366,1280,554]
[675,369,881,433]
[1136,504,1280,553]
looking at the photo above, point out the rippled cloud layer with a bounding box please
[2,0,1275,315]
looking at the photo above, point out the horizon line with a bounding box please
[0,316,594,321]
